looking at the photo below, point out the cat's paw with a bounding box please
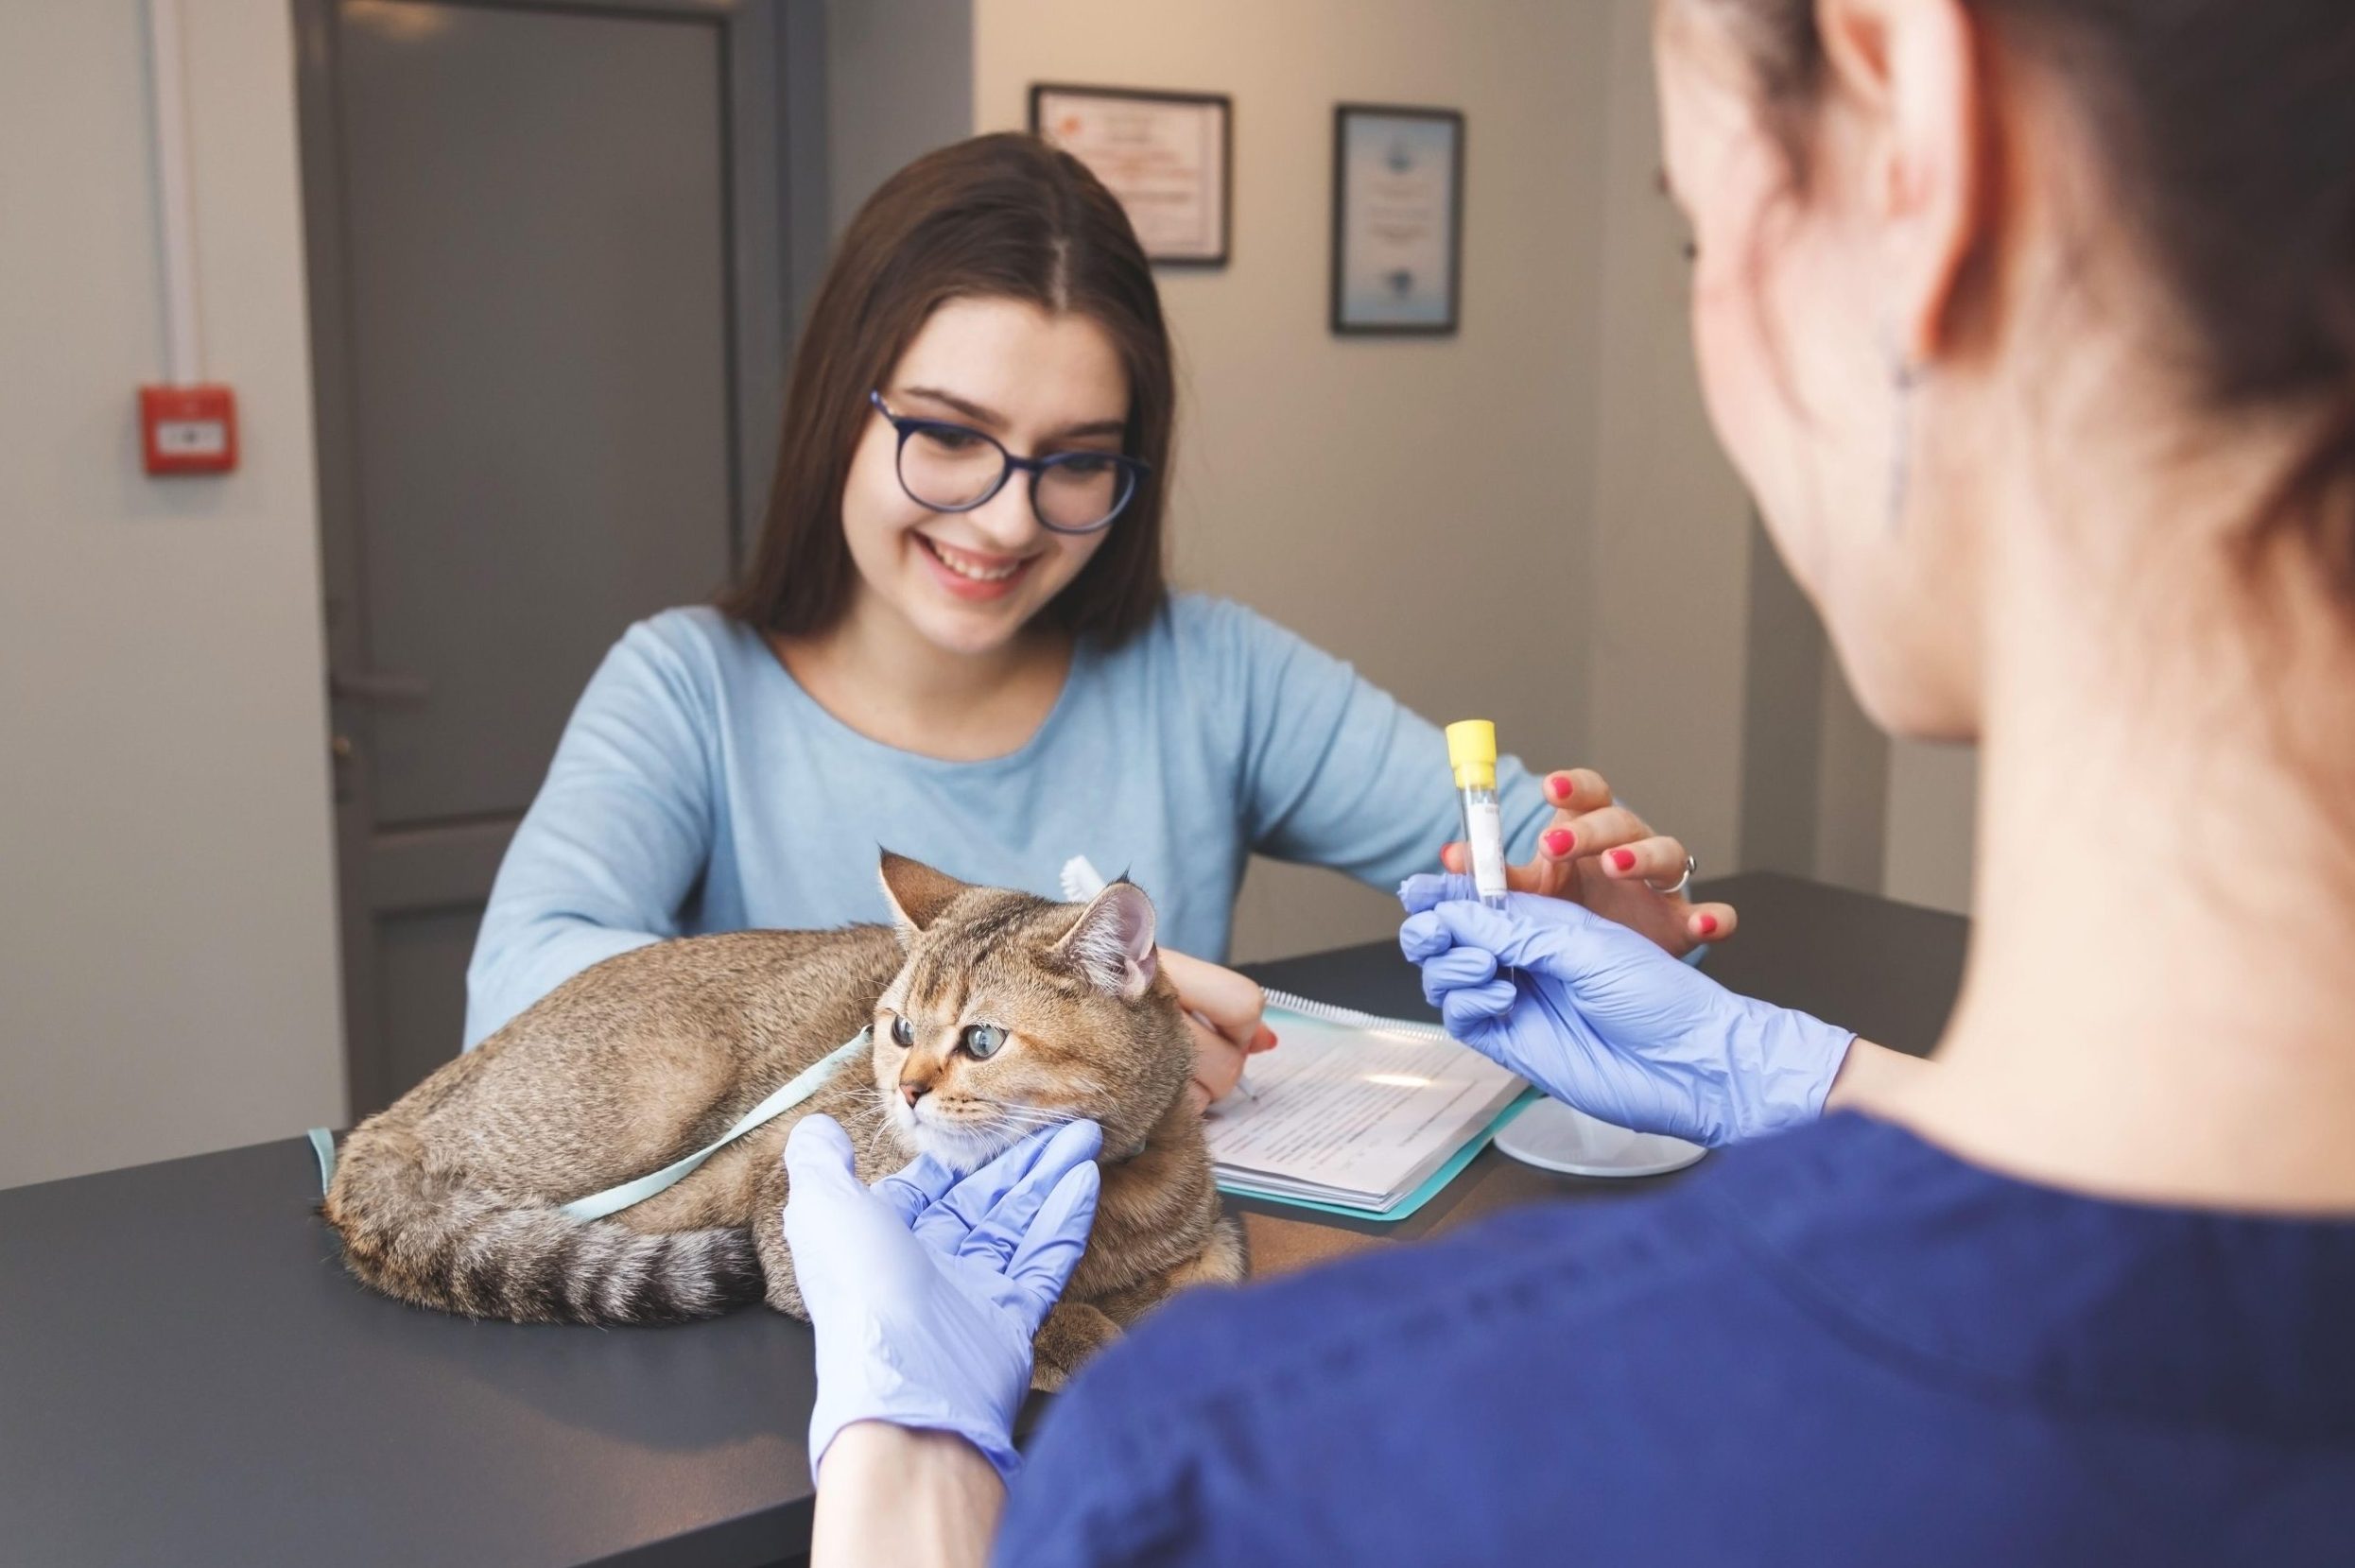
[1031,1299,1121,1387]
[1202,1215,1248,1284]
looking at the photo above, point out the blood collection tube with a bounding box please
[1445,720,1512,910]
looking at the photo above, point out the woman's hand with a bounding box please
[781,1115,1103,1485]
[1157,947,1278,1111]
[1444,768,1736,956]
[1397,887,1853,1146]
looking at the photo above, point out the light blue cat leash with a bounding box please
[306,1029,871,1219]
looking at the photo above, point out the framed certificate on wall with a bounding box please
[1332,104,1464,335]
[1030,83,1232,267]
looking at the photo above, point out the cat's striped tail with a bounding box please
[322,1126,761,1325]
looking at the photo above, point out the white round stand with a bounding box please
[1493,1099,1706,1179]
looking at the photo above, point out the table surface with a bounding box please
[0,872,1968,1568]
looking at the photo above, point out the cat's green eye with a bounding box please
[960,1024,1007,1060]
[890,1014,914,1048]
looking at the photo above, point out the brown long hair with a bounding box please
[719,133,1175,645]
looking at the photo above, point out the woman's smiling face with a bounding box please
[839,296,1133,657]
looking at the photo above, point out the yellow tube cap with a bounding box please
[1446,719,1498,790]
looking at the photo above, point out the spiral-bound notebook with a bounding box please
[1205,991,1533,1221]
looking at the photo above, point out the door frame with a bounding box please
[291,0,824,1113]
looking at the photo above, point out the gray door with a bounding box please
[296,0,818,1113]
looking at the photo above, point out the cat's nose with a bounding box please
[900,1077,932,1108]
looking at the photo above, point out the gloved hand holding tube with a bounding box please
[1398,876,1857,1148]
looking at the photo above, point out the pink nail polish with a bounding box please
[1698,914,1719,937]
[1611,849,1636,872]
[1543,829,1574,857]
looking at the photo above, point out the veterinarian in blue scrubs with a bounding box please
[465,133,1727,1108]
[782,1,2355,1561]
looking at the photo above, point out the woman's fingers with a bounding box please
[1158,947,1266,1109]
[1686,901,1738,942]
[1449,771,1618,896]
[1428,765,1736,957]
[1441,837,1572,899]
[913,1119,1098,1248]
[1551,805,1651,860]
[1007,1162,1102,1329]
[1441,978,1518,1036]
[1518,809,1584,897]
[1185,1009,1248,1104]
[1158,948,1266,1045]
[871,1151,964,1227]
[1591,832,1691,888]
[1417,944,1498,1010]
[1543,769,1612,816]
[961,1122,1103,1270]
[1448,829,1578,898]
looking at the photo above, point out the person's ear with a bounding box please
[1051,880,1159,999]
[877,850,972,939]
[1819,0,1987,365]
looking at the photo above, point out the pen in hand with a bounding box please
[1192,1010,1280,1103]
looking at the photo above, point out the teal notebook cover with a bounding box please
[1212,995,1539,1223]
[1216,1088,1542,1224]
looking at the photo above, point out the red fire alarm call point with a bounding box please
[140,384,238,475]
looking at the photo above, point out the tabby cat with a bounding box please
[322,852,1246,1386]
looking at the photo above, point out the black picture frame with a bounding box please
[1029,82,1233,268]
[1331,103,1464,336]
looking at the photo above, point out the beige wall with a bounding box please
[1582,0,1758,883]
[0,0,344,1187]
[1884,739,1979,912]
[974,0,1609,960]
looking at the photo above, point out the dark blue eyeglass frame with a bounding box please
[867,389,1149,535]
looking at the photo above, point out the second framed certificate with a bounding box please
[1031,83,1232,267]
[1332,104,1464,335]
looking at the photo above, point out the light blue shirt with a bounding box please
[464,594,1551,1045]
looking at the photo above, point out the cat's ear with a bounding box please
[1052,879,1159,999]
[877,851,972,938]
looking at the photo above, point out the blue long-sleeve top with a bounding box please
[464,594,1551,1045]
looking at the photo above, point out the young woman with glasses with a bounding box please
[462,133,1728,1103]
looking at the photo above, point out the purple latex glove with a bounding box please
[1399,875,1854,1147]
[783,1114,1101,1485]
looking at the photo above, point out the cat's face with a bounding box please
[866,853,1193,1172]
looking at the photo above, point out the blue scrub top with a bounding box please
[465,594,1553,1045]
[999,1112,2355,1565]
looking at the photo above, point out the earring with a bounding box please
[1885,331,1922,534]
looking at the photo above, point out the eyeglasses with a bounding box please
[867,390,1148,535]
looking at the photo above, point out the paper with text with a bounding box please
[1204,1008,1523,1208]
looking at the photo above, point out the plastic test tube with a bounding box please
[1446,720,1512,910]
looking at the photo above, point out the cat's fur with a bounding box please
[322,853,1246,1386]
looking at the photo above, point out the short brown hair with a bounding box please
[719,133,1176,645]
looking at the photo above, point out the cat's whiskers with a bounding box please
[868,1113,912,1164]
[856,1102,909,1164]
[953,1094,1080,1139]
[956,1094,1056,1115]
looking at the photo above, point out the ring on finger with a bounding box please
[1646,853,1697,898]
